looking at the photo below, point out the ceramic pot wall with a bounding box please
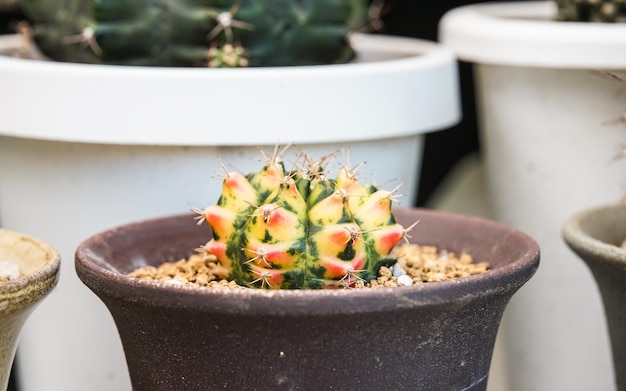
[76,208,539,391]
[564,205,626,391]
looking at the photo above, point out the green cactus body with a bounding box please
[199,152,405,289]
[555,0,626,22]
[20,0,368,66]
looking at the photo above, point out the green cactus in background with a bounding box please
[0,0,21,35]
[19,0,369,67]
[195,148,409,289]
[555,0,626,22]
[0,0,19,12]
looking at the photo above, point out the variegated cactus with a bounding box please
[195,149,409,289]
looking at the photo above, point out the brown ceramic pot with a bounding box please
[0,229,60,390]
[563,204,626,391]
[75,208,539,391]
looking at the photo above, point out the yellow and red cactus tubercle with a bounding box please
[195,147,410,289]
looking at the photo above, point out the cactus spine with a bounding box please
[196,149,407,289]
[20,0,369,67]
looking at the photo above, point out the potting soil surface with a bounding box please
[128,244,489,289]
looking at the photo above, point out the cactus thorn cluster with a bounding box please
[194,147,415,289]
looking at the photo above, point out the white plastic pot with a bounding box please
[440,2,626,391]
[0,33,460,391]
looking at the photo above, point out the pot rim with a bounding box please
[0,229,60,298]
[439,1,626,69]
[75,208,540,315]
[0,33,459,145]
[563,203,626,263]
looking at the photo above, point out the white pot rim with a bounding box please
[439,1,626,69]
[0,33,460,146]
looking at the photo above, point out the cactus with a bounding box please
[555,0,626,22]
[195,148,408,289]
[19,0,369,67]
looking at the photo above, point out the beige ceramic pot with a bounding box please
[563,204,626,391]
[0,229,60,390]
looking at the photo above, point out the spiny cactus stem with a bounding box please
[261,205,282,223]
[263,169,298,188]
[302,151,337,181]
[339,161,366,180]
[61,27,102,55]
[215,160,232,180]
[205,240,227,260]
[206,0,253,43]
[260,169,292,187]
[250,270,273,289]
[206,43,249,67]
[341,188,368,204]
[343,226,361,245]
[191,205,207,225]
[259,144,288,166]
[385,183,405,203]
[194,244,215,262]
[246,203,282,223]
[338,268,366,289]
[242,247,272,267]
[401,220,421,245]
[199,147,405,289]
[336,187,351,200]
[342,226,379,246]
[281,174,297,187]
[352,0,388,34]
